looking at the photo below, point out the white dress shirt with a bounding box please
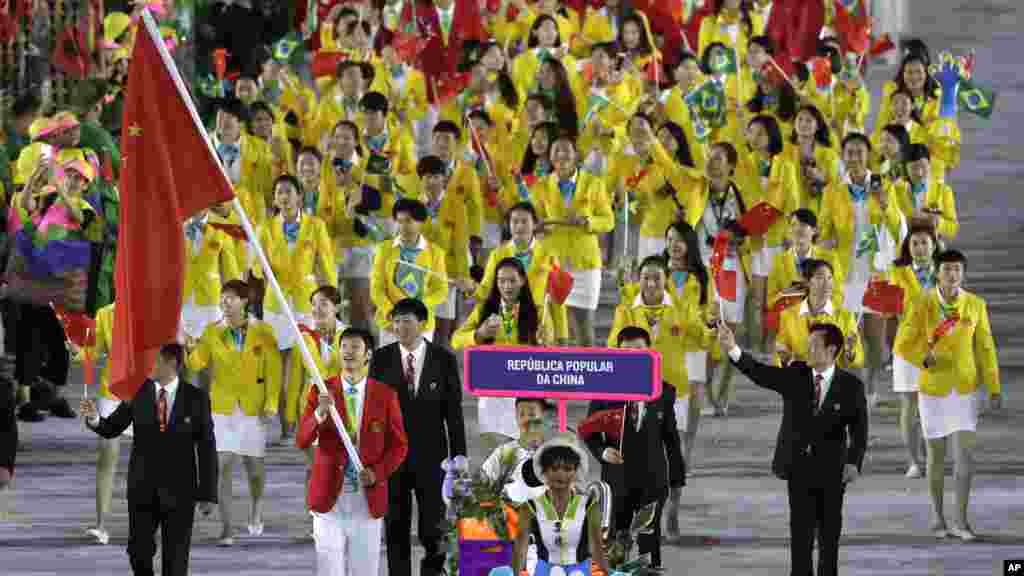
[399,338,427,395]
[727,346,835,409]
[88,378,178,427]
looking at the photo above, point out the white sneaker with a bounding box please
[216,536,235,547]
[85,527,110,545]
[949,525,977,542]
[905,464,923,479]
[247,523,264,536]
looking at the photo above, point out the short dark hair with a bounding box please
[506,201,539,222]
[433,120,461,139]
[539,445,581,472]
[392,197,428,221]
[638,254,669,275]
[935,249,967,270]
[247,100,274,122]
[809,323,844,359]
[222,279,250,300]
[216,97,248,122]
[274,173,302,194]
[391,298,429,322]
[341,327,376,351]
[12,91,42,117]
[791,208,818,229]
[416,155,447,177]
[841,132,872,153]
[904,143,930,163]
[616,326,652,347]
[310,284,341,306]
[333,120,359,139]
[801,258,834,281]
[360,91,389,114]
[159,343,185,371]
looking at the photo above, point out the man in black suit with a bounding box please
[719,320,868,576]
[80,343,218,576]
[369,298,467,576]
[583,326,685,570]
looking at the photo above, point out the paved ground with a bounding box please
[4,1,1024,575]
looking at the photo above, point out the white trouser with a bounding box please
[312,491,382,576]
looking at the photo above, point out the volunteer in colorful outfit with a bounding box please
[185,280,282,546]
[888,225,940,480]
[453,257,551,455]
[783,105,840,215]
[775,258,864,369]
[80,303,122,546]
[369,198,449,347]
[414,155,470,346]
[818,133,905,407]
[533,135,614,347]
[664,221,718,464]
[738,114,799,356]
[893,250,1000,542]
[512,433,611,576]
[891,144,959,244]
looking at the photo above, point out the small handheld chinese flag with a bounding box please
[547,263,575,305]
[709,231,737,302]
[577,408,625,443]
[862,280,904,316]
[765,284,808,332]
[311,51,347,79]
[738,202,783,237]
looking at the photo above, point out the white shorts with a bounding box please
[483,222,503,250]
[477,397,520,438]
[752,245,781,277]
[377,329,434,349]
[180,301,221,341]
[312,491,382,576]
[564,266,602,311]
[98,397,133,438]
[434,286,458,320]
[338,245,376,279]
[213,406,268,457]
[892,355,920,393]
[638,235,667,261]
[685,351,708,383]
[264,308,313,350]
[673,394,690,433]
[918,389,980,440]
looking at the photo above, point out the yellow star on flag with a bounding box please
[128,124,143,137]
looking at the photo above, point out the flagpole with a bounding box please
[138,10,363,472]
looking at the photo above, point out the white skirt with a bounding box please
[98,397,133,438]
[918,389,979,440]
[213,406,268,457]
[477,397,520,439]
[638,235,667,261]
[264,308,313,350]
[434,285,458,320]
[564,265,602,311]
[686,351,708,383]
[752,245,781,277]
[673,394,690,433]
[180,301,221,341]
[338,245,376,279]
[892,355,920,393]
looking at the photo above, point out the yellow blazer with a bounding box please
[183,223,240,307]
[871,118,960,181]
[378,65,430,124]
[575,6,616,56]
[734,151,800,247]
[812,81,870,139]
[369,236,449,334]
[418,184,471,281]
[363,127,418,219]
[818,177,904,279]
[232,133,275,226]
[606,146,670,237]
[887,264,933,321]
[776,300,864,369]
[891,178,959,241]
[622,273,719,355]
[311,85,364,148]
[767,246,845,309]
[475,239,569,341]
[255,214,337,315]
[448,158,484,240]
[893,289,999,397]
[284,324,346,425]
[88,304,116,400]
[779,142,841,215]
[578,81,638,157]
[698,12,765,71]
[512,49,581,106]
[533,170,614,270]
[660,85,707,170]
[451,299,553,349]
[187,319,282,416]
[608,290,706,396]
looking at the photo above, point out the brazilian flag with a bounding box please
[707,45,738,76]
[958,79,996,119]
[273,32,306,68]
[685,79,728,130]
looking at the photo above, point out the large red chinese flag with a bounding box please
[110,12,235,399]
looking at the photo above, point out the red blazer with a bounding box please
[296,376,408,518]
[399,0,485,102]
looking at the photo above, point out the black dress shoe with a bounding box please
[17,404,46,422]
[48,398,77,418]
